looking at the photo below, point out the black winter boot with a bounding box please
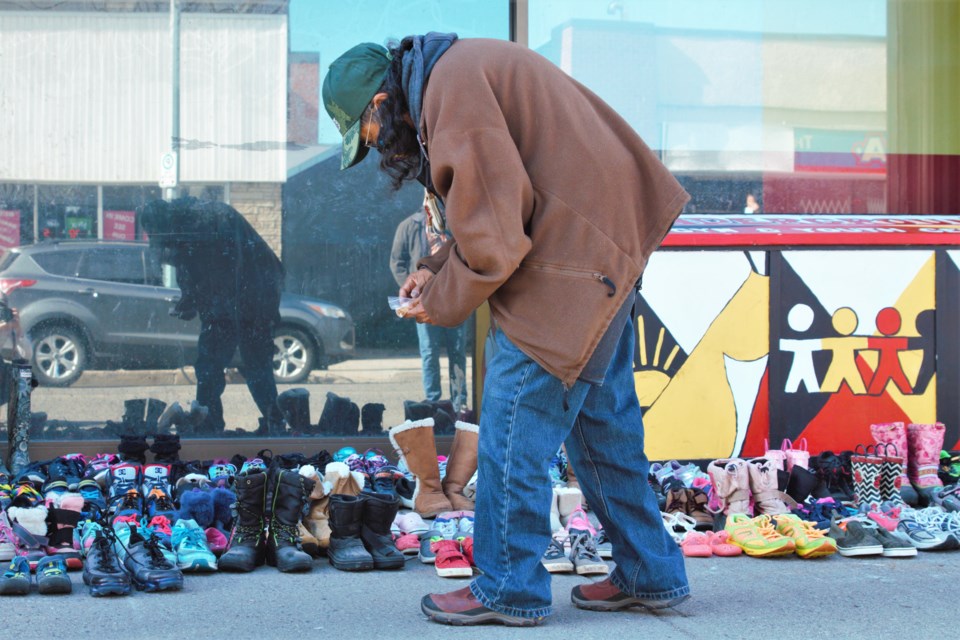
[266,469,314,572]
[117,434,149,465]
[328,494,374,571]
[360,492,404,570]
[219,470,267,572]
[150,434,181,464]
[361,403,386,435]
[318,392,360,436]
[277,389,312,433]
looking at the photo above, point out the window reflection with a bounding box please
[0,1,502,441]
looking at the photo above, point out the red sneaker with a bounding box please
[421,586,545,627]
[432,539,472,578]
[571,578,689,612]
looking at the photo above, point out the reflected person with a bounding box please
[390,191,467,412]
[138,198,286,436]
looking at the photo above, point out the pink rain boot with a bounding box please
[907,422,945,505]
[871,421,918,506]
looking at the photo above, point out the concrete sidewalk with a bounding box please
[73,353,431,387]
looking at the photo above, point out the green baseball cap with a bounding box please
[322,42,392,170]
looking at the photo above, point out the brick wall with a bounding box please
[229,182,283,257]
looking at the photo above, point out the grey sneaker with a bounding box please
[541,535,574,573]
[829,517,883,556]
[896,512,955,550]
[859,521,917,557]
[905,507,960,550]
[595,529,613,559]
[568,530,608,575]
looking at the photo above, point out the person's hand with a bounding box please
[170,307,197,321]
[397,297,433,324]
[399,269,434,299]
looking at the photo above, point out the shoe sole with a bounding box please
[329,559,374,571]
[421,601,544,627]
[178,557,218,572]
[83,573,132,597]
[575,562,610,575]
[837,545,884,556]
[435,566,473,578]
[740,546,795,558]
[572,591,690,612]
[132,576,183,592]
[0,580,30,596]
[542,561,575,573]
[373,558,406,570]
[37,578,73,595]
[882,547,918,557]
[796,547,837,559]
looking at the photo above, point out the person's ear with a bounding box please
[371,92,388,110]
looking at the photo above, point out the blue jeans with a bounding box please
[470,316,689,618]
[416,322,467,411]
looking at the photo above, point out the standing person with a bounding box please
[138,197,287,436]
[390,191,468,412]
[323,34,689,626]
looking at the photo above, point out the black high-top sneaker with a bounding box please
[121,528,183,592]
[82,527,131,597]
[328,494,374,571]
[266,469,314,572]
[219,467,267,572]
[360,492,404,570]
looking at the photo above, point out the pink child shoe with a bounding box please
[205,527,229,555]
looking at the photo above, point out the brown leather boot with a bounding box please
[389,419,453,518]
[303,462,364,551]
[441,421,479,511]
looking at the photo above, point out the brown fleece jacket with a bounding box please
[417,38,689,387]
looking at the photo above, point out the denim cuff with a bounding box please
[610,567,691,601]
[469,580,553,619]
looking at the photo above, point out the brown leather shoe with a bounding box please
[571,578,690,612]
[421,586,545,626]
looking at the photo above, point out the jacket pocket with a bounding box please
[519,261,617,296]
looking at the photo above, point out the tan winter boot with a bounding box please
[302,462,364,550]
[747,458,789,515]
[706,458,751,516]
[441,421,479,511]
[388,419,453,518]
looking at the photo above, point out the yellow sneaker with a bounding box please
[724,513,795,557]
[773,513,838,558]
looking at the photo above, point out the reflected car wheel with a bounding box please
[273,327,315,384]
[31,325,86,388]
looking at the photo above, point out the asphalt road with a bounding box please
[1,549,953,640]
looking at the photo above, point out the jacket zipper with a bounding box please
[522,262,617,297]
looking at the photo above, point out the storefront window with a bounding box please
[526,0,956,216]
[0,1,508,446]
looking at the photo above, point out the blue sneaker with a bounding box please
[107,463,141,514]
[36,556,72,595]
[172,519,218,572]
[0,556,30,595]
[78,478,106,516]
[239,458,267,476]
[333,447,357,463]
[145,487,177,521]
[208,462,237,489]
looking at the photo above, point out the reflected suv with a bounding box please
[0,241,355,387]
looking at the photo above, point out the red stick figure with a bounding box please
[866,307,913,395]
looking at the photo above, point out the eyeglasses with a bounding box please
[362,104,381,149]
